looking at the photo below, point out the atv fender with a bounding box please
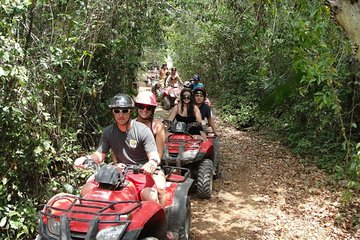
[166,177,193,234]
[124,201,167,240]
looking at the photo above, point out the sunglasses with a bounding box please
[112,108,130,114]
[182,95,191,100]
[137,104,155,111]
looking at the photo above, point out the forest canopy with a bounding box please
[1,0,360,239]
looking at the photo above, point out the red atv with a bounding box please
[163,121,220,199]
[37,162,193,240]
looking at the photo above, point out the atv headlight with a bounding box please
[182,149,199,160]
[47,218,60,236]
[96,225,126,240]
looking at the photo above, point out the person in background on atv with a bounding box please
[166,67,183,87]
[183,80,192,89]
[191,74,204,91]
[193,88,219,136]
[159,63,168,88]
[74,93,165,206]
[167,88,207,141]
[134,91,167,206]
[167,76,177,87]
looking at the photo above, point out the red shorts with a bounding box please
[126,174,155,194]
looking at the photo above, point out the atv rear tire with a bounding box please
[163,96,171,110]
[179,197,191,240]
[197,159,213,199]
[213,137,221,179]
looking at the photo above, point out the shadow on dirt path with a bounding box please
[153,102,360,240]
[189,117,360,240]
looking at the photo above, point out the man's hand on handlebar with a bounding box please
[142,161,157,175]
[116,163,126,172]
[74,155,96,169]
[74,156,88,168]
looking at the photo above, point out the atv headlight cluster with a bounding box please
[47,218,60,236]
[96,225,127,240]
[182,149,199,160]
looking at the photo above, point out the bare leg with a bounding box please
[141,187,159,203]
[200,131,208,141]
[152,170,167,207]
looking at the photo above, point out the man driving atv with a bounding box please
[191,74,204,90]
[74,93,166,206]
[165,67,183,87]
[193,87,218,136]
[159,63,168,88]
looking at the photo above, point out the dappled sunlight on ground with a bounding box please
[188,119,358,240]
[153,103,359,239]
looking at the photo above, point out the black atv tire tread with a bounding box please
[213,137,221,179]
[179,197,191,240]
[197,159,213,199]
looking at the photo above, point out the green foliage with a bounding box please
[0,202,38,240]
[164,0,360,203]
[2,0,360,238]
[220,95,258,128]
[1,0,169,239]
[349,145,360,178]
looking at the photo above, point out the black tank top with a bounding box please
[175,114,196,124]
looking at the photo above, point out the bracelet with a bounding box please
[149,158,159,166]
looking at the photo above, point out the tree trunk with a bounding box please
[326,0,360,61]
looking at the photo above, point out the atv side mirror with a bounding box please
[83,158,97,170]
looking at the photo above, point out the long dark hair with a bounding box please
[180,88,195,116]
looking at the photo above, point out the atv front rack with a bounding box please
[40,194,141,239]
[163,139,204,164]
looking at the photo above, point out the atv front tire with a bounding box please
[212,137,221,179]
[179,197,191,240]
[197,159,213,199]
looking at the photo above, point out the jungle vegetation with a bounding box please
[1,0,360,238]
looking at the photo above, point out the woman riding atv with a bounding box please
[165,67,183,87]
[134,91,167,206]
[167,88,207,141]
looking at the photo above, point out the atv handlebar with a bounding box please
[83,158,98,169]
[80,160,158,176]
[163,120,204,135]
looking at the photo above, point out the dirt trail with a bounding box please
[154,104,359,240]
[189,119,360,240]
